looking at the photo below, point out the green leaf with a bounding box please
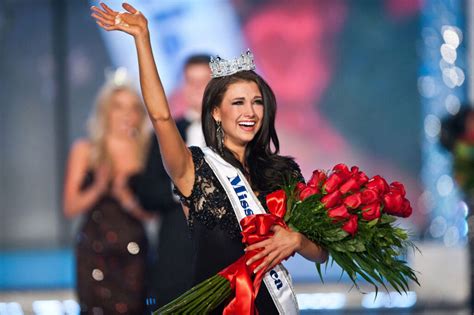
[367,218,379,227]
[316,263,324,283]
[380,214,397,224]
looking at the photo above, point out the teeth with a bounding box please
[239,121,255,126]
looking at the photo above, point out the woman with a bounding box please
[91,3,328,313]
[63,82,151,314]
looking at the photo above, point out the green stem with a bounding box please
[192,277,230,314]
[156,275,224,314]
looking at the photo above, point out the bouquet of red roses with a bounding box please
[156,164,419,315]
[286,164,418,291]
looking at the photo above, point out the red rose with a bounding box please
[344,193,362,209]
[328,205,351,221]
[295,182,306,191]
[349,166,369,186]
[333,163,351,180]
[366,175,390,194]
[401,199,413,218]
[321,190,343,208]
[350,166,360,175]
[383,192,404,215]
[339,178,361,194]
[342,215,358,236]
[361,202,381,221]
[356,172,369,186]
[308,170,327,189]
[324,173,344,193]
[361,189,379,204]
[299,185,319,201]
[389,181,406,197]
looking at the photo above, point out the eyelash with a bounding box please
[231,100,263,105]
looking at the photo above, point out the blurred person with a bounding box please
[441,106,474,312]
[92,3,327,313]
[441,107,474,198]
[128,54,211,308]
[174,54,211,148]
[63,82,151,314]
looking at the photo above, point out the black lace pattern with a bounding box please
[174,146,304,240]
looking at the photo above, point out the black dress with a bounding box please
[76,171,148,315]
[174,147,303,314]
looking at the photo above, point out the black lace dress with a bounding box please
[75,171,148,315]
[174,147,303,314]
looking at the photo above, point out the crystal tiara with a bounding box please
[209,50,256,78]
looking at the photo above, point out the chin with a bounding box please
[239,136,257,144]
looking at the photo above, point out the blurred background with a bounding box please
[0,0,471,314]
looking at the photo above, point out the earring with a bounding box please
[216,120,224,155]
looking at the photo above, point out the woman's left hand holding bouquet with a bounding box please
[246,225,301,274]
[246,225,328,274]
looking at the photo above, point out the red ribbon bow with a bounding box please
[218,190,288,315]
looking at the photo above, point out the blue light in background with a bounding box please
[420,0,467,245]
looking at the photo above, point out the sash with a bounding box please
[202,147,299,315]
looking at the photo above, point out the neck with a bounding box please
[224,141,246,164]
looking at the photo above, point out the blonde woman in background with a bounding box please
[63,82,151,314]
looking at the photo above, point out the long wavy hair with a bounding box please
[87,84,150,170]
[202,70,296,192]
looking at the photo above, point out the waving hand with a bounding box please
[91,3,148,38]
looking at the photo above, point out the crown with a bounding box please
[209,50,256,78]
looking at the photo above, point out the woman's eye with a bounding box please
[232,101,244,105]
[254,99,263,105]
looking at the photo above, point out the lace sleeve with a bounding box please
[173,147,238,235]
[288,159,305,183]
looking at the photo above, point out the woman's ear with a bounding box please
[212,106,221,122]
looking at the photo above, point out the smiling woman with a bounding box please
[212,80,264,151]
[90,2,327,313]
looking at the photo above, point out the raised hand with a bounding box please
[91,2,148,38]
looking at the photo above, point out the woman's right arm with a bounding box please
[63,140,108,218]
[91,3,195,196]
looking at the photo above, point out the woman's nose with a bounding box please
[243,102,256,117]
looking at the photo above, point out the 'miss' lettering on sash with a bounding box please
[202,147,299,315]
[228,174,254,216]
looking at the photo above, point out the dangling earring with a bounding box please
[216,120,224,155]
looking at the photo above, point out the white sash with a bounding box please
[202,147,299,315]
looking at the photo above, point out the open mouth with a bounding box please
[238,121,256,127]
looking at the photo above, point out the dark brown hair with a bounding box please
[201,70,298,192]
